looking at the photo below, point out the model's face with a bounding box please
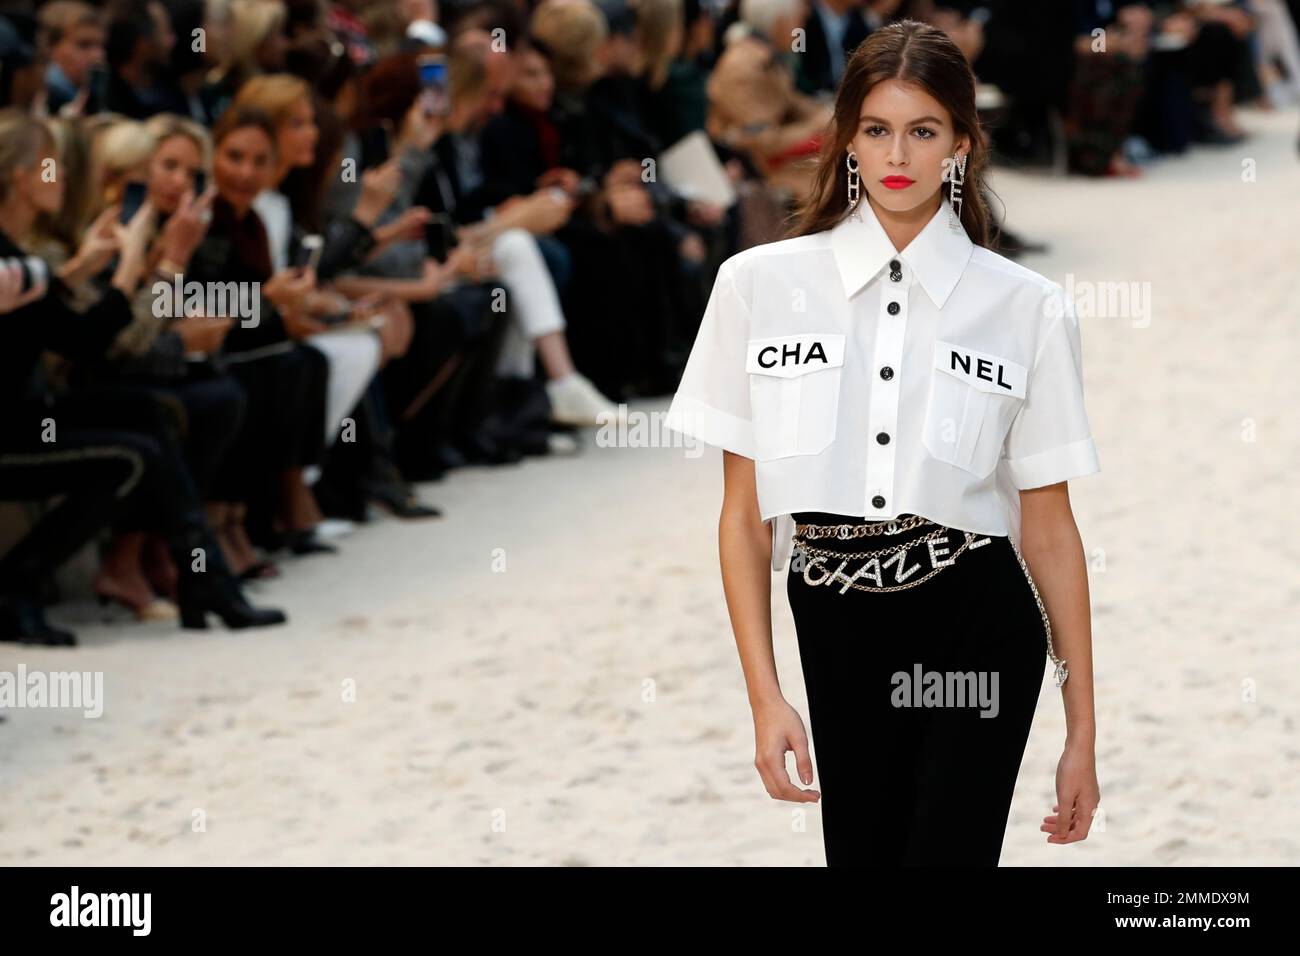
[511,49,553,112]
[278,99,318,170]
[847,79,969,215]
[147,134,203,214]
[213,126,273,212]
[51,24,106,85]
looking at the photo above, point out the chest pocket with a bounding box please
[745,333,846,460]
[922,339,1027,477]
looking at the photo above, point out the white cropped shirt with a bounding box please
[663,195,1101,572]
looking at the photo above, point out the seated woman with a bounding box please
[185,104,338,566]
[229,73,441,522]
[234,75,392,446]
[57,114,257,608]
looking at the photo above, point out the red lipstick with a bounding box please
[881,175,915,190]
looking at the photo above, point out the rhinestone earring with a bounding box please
[947,151,967,228]
[846,150,860,218]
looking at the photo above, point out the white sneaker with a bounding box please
[314,518,357,539]
[545,372,624,427]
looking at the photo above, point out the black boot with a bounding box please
[0,595,77,646]
[173,530,287,631]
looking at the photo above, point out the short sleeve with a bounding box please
[663,259,755,458]
[1003,285,1101,489]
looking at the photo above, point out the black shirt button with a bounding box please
[880,366,894,380]
[887,301,900,315]
[876,432,890,445]
[889,259,900,272]
[890,270,902,282]
[871,495,886,508]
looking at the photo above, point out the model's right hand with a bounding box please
[753,698,820,803]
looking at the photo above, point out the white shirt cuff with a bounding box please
[663,394,755,459]
[1005,436,1100,489]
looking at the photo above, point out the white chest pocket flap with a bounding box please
[746,333,846,378]
[934,340,1028,399]
[745,332,846,460]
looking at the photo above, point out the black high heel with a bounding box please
[367,481,442,519]
[178,573,287,630]
[169,527,287,630]
[279,528,338,556]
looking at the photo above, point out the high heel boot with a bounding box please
[173,529,287,630]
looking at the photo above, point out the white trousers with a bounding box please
[304,327,381,447]
[1257,0,1300,104]
[487,227,566,378]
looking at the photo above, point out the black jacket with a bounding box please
[794,5,873,96]
[0,229,133,445]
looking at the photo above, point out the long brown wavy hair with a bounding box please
[785,19,992,247]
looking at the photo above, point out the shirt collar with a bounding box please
[829,195,974,308]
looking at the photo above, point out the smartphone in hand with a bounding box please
[119,180,148,224]
[298,234,324,274]
[417,53,450,117]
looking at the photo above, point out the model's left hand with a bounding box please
[1042,745,1100,844]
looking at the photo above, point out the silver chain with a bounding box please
[1006,536,1069,687]
[791,528,977,593]
[794,514,933,540]
[791,521,1069,687]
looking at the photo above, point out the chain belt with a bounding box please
[790,518,1069,688]
[794,513,934,539]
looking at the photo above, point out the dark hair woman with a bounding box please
[665,20,1103,866]
[186,104,335,571]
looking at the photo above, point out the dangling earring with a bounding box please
[846,150,860,218]
[947,151,967,228]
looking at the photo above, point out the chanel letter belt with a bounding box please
[790,517,1068,687]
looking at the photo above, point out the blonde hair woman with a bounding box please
[631,0,682,91]
[529,0,607,93]
[84,118,157,225]
[216,0,288,94]
[109,114,217,360]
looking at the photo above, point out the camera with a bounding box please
[2,255,49,298]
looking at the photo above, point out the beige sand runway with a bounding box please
[2,108,1298,866]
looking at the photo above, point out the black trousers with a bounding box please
[218,343,328,545]
[154,373,247,496]
[79,358,249,498]
[0,386,211,596]
[786,513,1047,866]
